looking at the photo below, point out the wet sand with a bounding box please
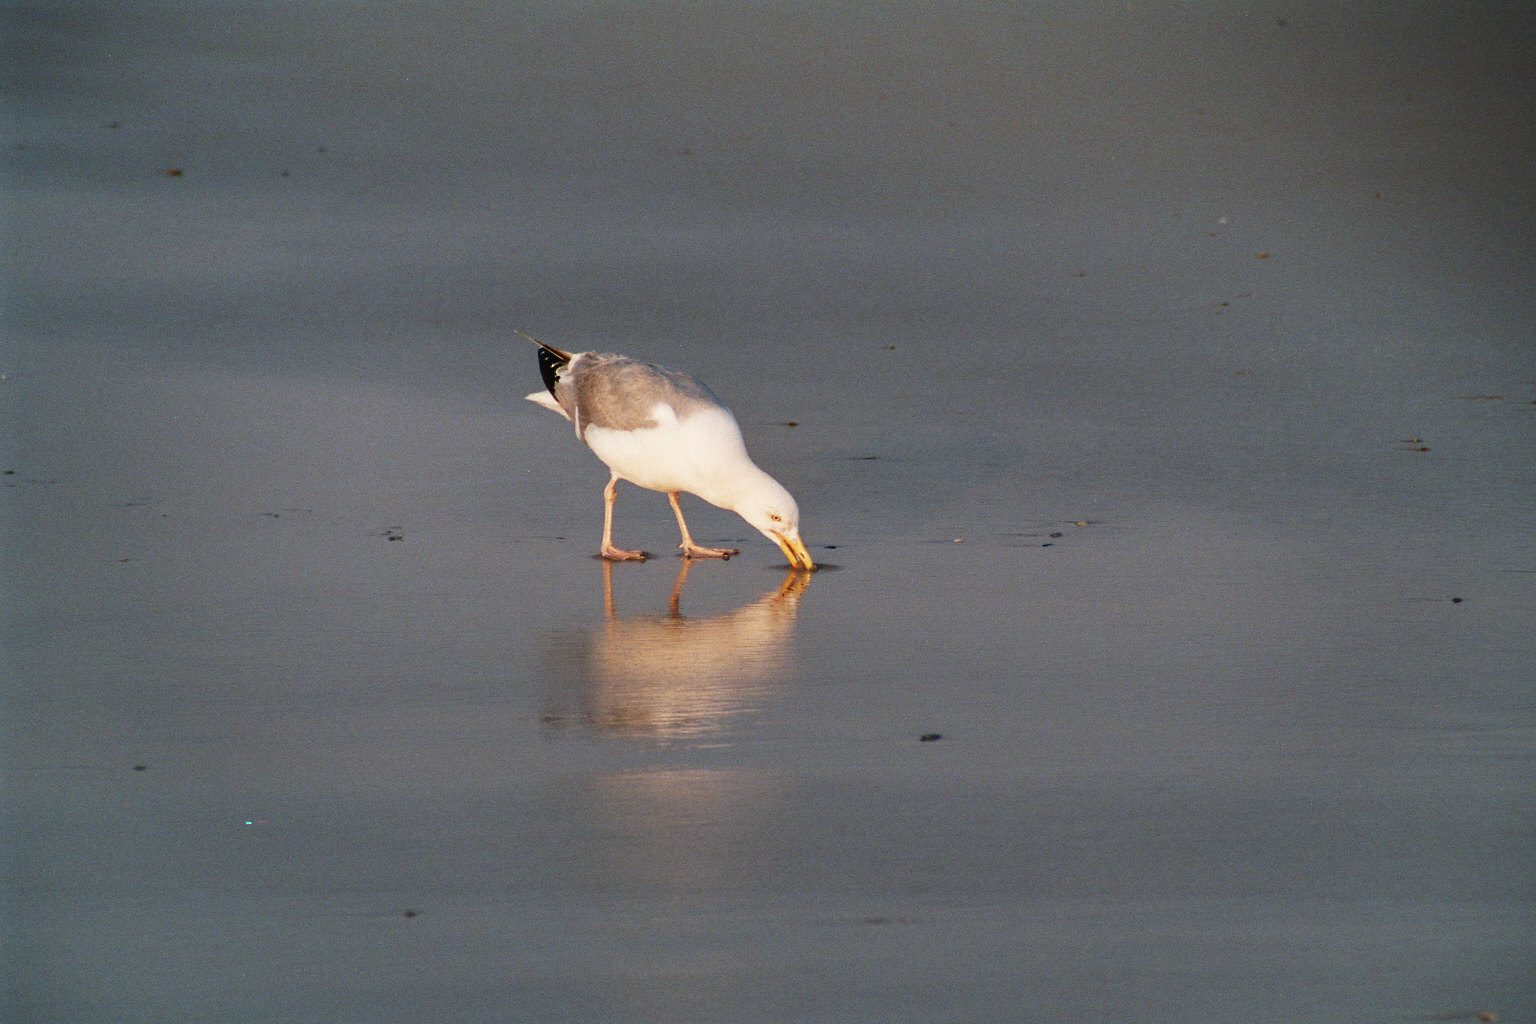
[5,2,1535,1022]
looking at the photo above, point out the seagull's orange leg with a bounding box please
[600,476,647,561]
[669,492,739,560]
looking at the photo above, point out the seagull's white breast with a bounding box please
[583,404,753,503]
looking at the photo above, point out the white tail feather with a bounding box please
[526,390,570,420]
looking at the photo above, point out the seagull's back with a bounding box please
[567,354,720,435]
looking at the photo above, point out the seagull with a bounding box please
[524,335,816,570]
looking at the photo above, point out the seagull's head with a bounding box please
[734,477,815,571]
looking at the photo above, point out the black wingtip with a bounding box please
[536,343,568,398]
[514,329,571,359]
[515,329,573,398]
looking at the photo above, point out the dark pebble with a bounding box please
[919,733,942,742]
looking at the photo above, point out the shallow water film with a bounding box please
[4,2,1534,1022]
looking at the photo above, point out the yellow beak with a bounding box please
[774,531,817,571]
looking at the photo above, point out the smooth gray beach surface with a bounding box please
[4,2,1534,1022]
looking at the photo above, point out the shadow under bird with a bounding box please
[524,334,816,570]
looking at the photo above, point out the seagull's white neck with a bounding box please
[695,456,779,513]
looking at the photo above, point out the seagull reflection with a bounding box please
[543,560,810,738]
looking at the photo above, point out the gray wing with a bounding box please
[569,354,723,436]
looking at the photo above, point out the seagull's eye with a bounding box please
[769,513,782,523]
